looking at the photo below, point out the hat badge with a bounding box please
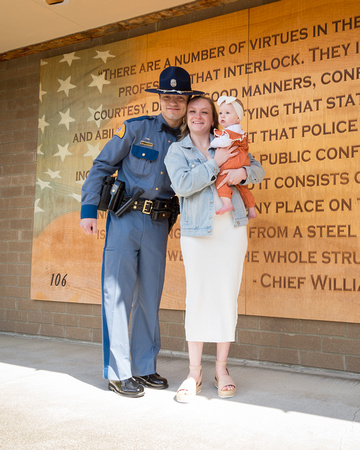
[170,78,177,88]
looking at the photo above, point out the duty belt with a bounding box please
[120,197,174,219]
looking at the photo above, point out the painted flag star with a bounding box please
[94,50,115,63]
[87,104,103,129]
[89,72,110,93]
[37,144,44,155]
[38,115,49,133]
[59,109,76,130]
[57,76,76,97]
[34,198,44,213]
[54,143,72,162]
[40,60,48,66]
[84,142,101,159]
[39,83,47,102]
[45,169,61,179]
[36,178,53,190]
[68,193,81,202]
[60,52,80,66]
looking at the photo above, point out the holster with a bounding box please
[98,176,115,211]
[108,179,126,212]
[115,189,144,217]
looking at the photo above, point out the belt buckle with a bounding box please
[142,200,153,214]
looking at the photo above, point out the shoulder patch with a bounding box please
[115,123,126,138]
[127,115,154,123]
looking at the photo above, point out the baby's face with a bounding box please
[218,103,240,128]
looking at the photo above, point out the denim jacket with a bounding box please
[164,134,265,237]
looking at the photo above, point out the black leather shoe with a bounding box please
[134,373,169,389]
[108,377,145,398]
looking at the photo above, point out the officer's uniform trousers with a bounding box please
[81,114,177,381]
[102,208,168,380]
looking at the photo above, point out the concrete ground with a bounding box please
[1,333,360,450]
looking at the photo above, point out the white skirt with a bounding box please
[181,211,248,343]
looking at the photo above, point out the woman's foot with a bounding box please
[214,360,236,398]
[176,365,202,403]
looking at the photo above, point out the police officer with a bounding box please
[80,67,204,398]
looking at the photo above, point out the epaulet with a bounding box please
[127,115,154,123]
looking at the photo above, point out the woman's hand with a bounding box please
[213,145,239,168]
[217,167,247,189]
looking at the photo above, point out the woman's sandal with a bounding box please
[214,360,236,398]
[176,365,202,403]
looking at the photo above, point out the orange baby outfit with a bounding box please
[212,129,255,209]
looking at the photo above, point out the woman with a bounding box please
[164,96,265,402]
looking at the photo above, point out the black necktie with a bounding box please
[161,123,180,138]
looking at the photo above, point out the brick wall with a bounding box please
[1,1,360,375]
[159,310,360,373]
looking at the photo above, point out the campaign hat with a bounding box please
[145,66,204,95]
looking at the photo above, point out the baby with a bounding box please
[210,96,256,218]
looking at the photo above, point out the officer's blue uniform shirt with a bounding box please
[81,113,178,219]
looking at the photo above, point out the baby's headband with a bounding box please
[217,95,244,122]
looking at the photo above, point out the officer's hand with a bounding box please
[80,218,97,235]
